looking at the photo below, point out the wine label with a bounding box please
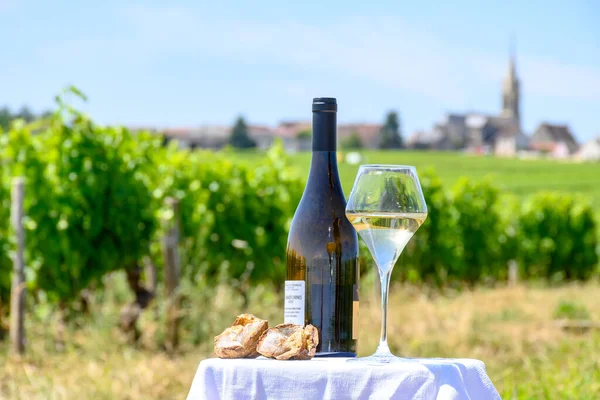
[284,280,305,326]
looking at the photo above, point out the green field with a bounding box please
[237,150,600,211]
[2,148,599,399]
[3,280,600,399]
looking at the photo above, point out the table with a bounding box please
[187,357,501,399]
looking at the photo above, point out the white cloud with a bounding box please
[40,5,600,109]
[521,60,600,101]
[478,55,600,102]
[119,6,600,104]
[0,0,15,13]
[113,8,497,105]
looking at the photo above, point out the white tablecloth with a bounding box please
[187,357,500,399]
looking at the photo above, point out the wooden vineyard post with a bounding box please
[508,260,519,287]
[144,255,159,321]
[10,178,26,355]
[163,197,181,352]
[144,256,157,296]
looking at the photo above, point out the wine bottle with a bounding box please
[285,97,359,357]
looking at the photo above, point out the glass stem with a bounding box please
[377,268,393,355]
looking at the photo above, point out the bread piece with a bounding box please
[256,324,319,360]
[214,314,269,358]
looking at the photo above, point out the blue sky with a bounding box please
[1,0,599,141]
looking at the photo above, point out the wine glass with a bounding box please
[345,165,427,363]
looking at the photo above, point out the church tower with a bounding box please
[502,45,520,126]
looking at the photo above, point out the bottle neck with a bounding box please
[309,110,342,190]
[299,108,347,216]
[312,110,336,152]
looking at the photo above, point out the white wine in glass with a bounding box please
[347,212,427,275]
[346,165,428,363]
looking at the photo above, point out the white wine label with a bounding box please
[284,280,305,326]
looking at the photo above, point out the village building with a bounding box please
[529,123,579,158]
[411,51,528,156]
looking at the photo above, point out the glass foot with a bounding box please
[347,354,404,365]
[347,343,406,365]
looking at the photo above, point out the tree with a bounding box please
[0,106,51,132]
[40,110,54,119]
[379,111,403,149]
[229,116,256,149]
[341,132,363,150]
[296,129,311,140]
[16,106,35,123]
[0,107,10,131]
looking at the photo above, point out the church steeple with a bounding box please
[502,39,520,126]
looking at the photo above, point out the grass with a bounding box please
[235,149,600,211]
[2,149,598,399]
[553,300,591,320]
[2,275,600,399]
